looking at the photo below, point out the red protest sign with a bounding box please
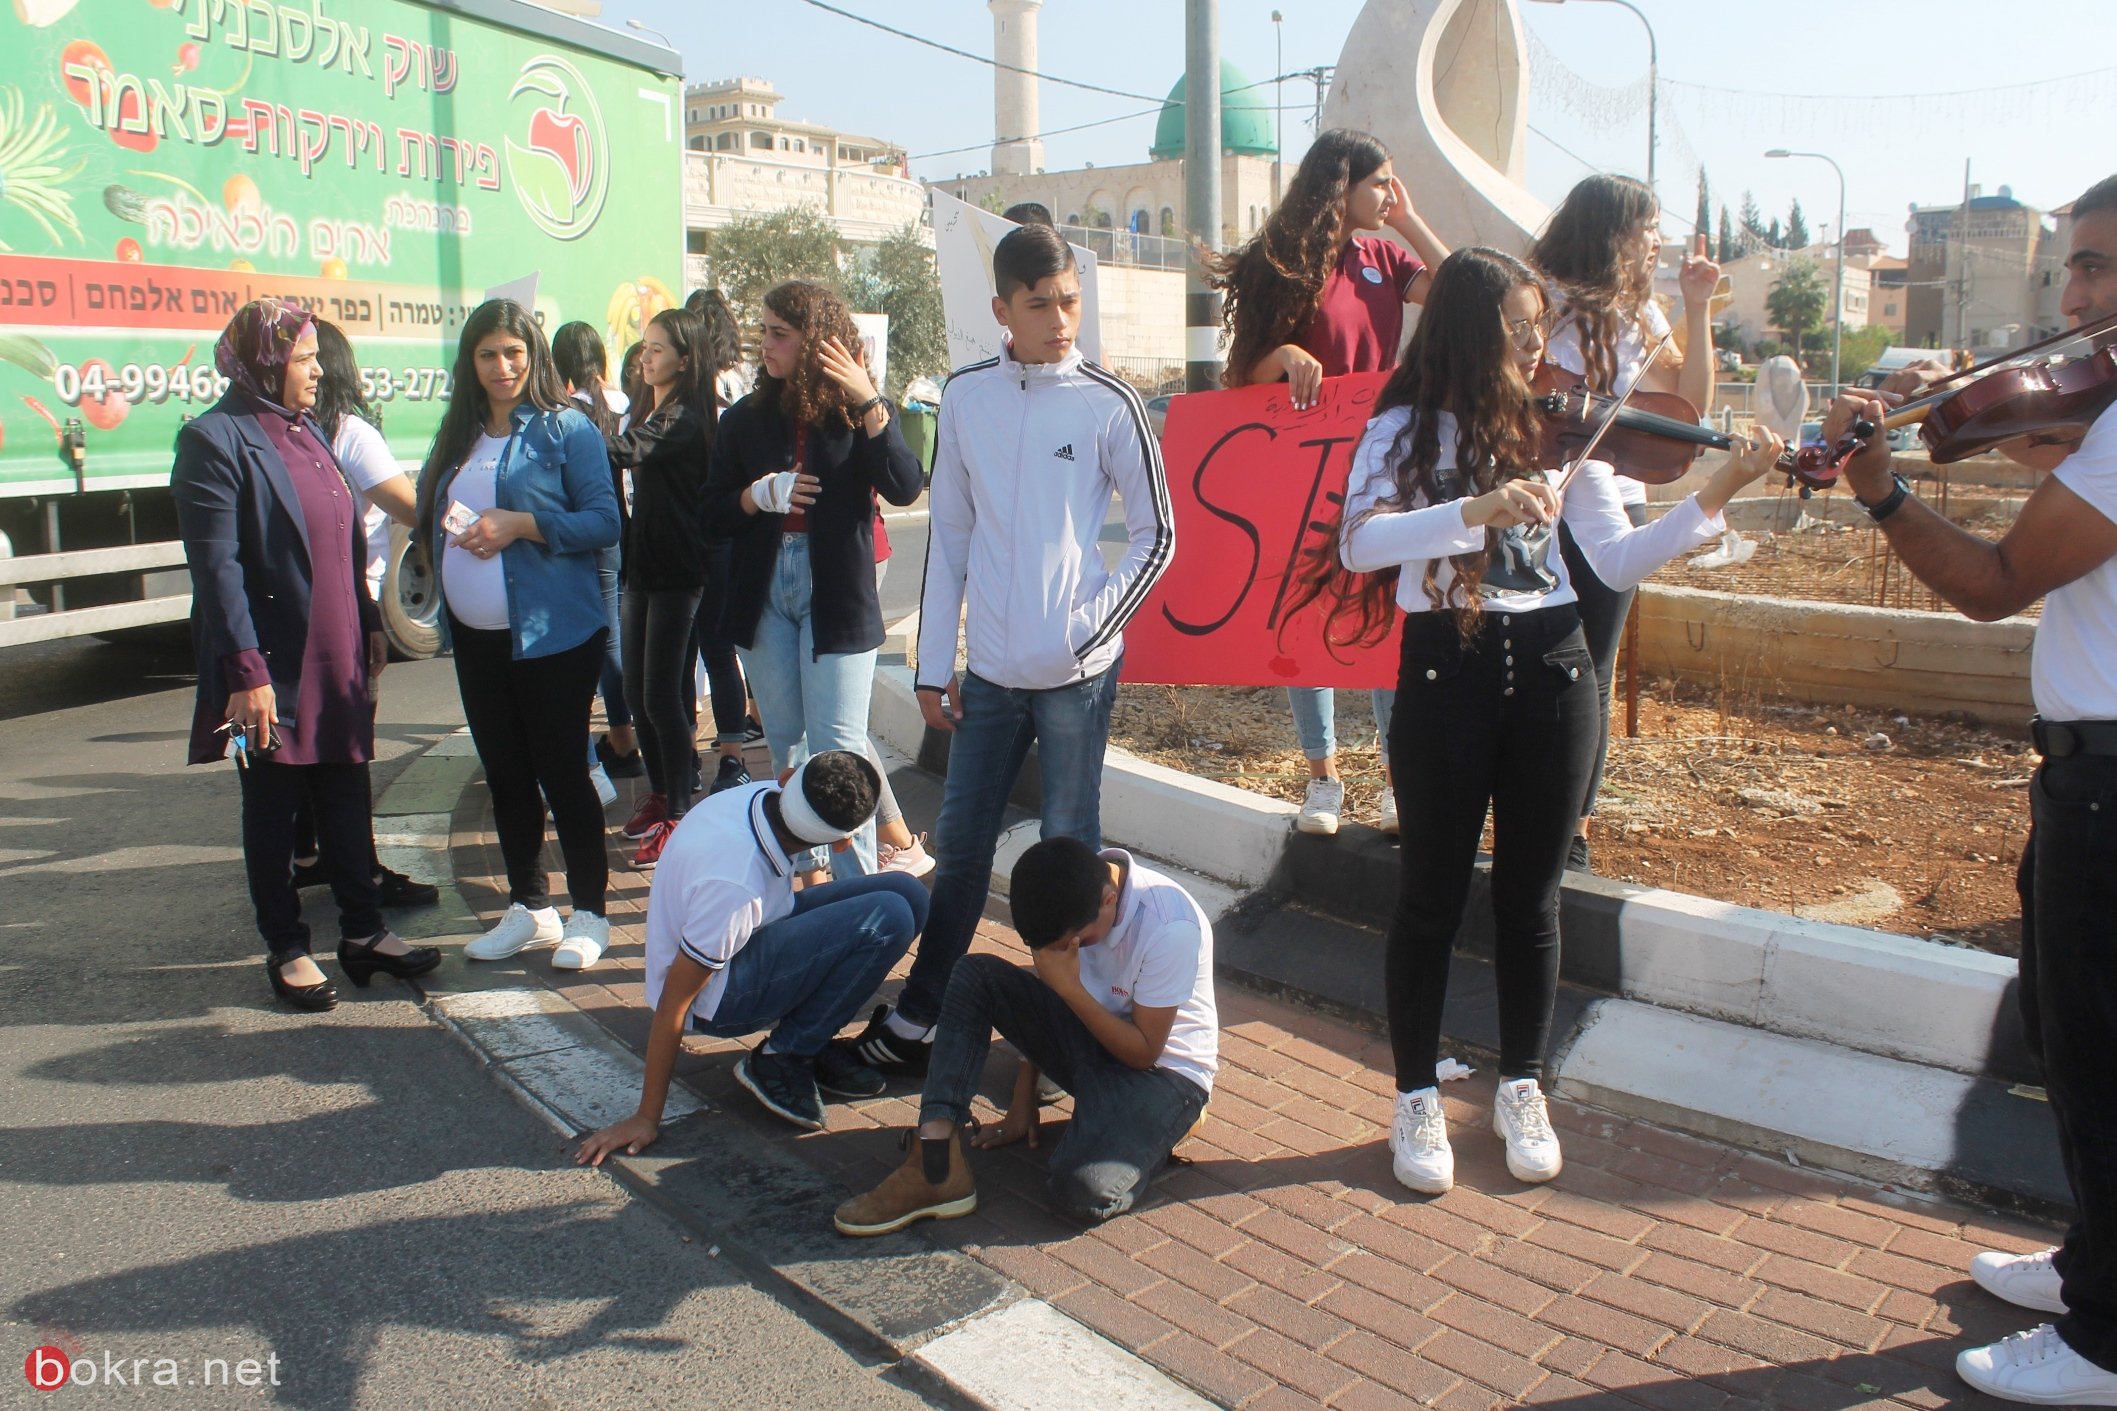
[1123,373,1401,689]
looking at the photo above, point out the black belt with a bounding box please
[2031,717,2117,758]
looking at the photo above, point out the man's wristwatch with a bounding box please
[1855,469,1912,524]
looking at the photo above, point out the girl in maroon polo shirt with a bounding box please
[1209,129,1451,839]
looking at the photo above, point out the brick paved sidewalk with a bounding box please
[454,791,2063,1411]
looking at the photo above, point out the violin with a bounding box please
[1534,361,1840,487]
[1789,310,2117,490]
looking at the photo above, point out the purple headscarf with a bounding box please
[215,298,314,412]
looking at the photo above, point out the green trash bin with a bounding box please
[898,403,937,477]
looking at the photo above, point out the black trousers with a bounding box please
[1385,604,1600,1090]
[685,539,749,744]
[622,586,705,816]
[2017,753,2117,1371]
[238,755,381,960]
[1556,502,1648,824]
[449,619,608,917]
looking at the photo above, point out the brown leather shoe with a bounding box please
[833,1127,977,1236]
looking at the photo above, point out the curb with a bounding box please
[865,666,2067,1216]
[865,665,2027,1081]
[369,728,1212,1411]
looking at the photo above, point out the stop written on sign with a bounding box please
[1125,372,1399,691]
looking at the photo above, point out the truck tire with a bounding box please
[380,523,441,660]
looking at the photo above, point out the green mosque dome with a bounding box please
[1149,60,1279,162]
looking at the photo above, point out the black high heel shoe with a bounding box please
[337,931,442,988]
[267,955,338,1012]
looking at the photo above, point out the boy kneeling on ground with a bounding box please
[835,838,1218,1233]
[576,750,929,1159]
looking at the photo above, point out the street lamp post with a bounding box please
[1767,147,1847,399]
[1526,0,1655,193]
[624,17,674,46]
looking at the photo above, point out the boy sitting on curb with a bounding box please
[834,837,1217,1233]
[576,750,929,1157]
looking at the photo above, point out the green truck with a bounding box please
[0,0,681,654]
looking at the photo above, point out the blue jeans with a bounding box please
[895,660,1121,1028]
[922,953,1207,1222]
[595,546,630,730]
[1287,686,1396,766]
[736,535,880,878]
[692,872,929,1057]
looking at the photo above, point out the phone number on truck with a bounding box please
[51,363,454,408]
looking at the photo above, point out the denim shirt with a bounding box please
[421,403,620,660]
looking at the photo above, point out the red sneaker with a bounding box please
[622,792,668,841]
[631,818,677,870]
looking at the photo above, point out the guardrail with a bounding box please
[0,540,191,648]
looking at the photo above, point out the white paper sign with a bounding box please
[851,311,890,398]
[931,189,1101,372]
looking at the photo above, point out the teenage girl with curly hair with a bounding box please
[704,280,924,879]
[1529,173,1723,872]
[1208,128,1449,838]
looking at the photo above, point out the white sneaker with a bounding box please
[553,911,608,970]
[590,762,617,809]
[1390,1087,1454,1194]
[1972,1248,2068,1315]
[1492,1077,1564,1184]
[1296,778,1344,836]
[1957,1324,2117,1405]
[464,903,562,960]
[879,833,936,877]
[1378,789,1399,836]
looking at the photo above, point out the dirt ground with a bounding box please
[1110,678,2030,955]
[1647,490,2036,616]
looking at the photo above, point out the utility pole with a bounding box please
[1185,0,1222,393]
[1953,159,1972,355]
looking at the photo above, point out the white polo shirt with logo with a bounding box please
[642,781,796,1025]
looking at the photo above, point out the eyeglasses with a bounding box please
[1505,317,1547,352]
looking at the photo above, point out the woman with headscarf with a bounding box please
[172,298,441,1012]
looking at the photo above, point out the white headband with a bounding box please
[777,759,854,846]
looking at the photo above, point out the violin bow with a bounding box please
[1551,326,1684,498]
[1883,308,2117,422]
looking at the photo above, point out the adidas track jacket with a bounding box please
[916,344,1173,693]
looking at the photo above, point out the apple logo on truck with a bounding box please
[506,56,609,241]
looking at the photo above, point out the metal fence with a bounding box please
[1055,223,1189,272]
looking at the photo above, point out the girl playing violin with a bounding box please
[1531,175,1723,872]
[1297,247,1782,1194]
[1208,129,1450,839]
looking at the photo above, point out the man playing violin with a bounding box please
[1823,173,2117,1407]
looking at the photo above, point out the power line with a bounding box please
[793,0,1164,102]
[911,105,1166,163]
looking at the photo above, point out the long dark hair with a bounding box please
[310,318,377,439]
[757,281,866,429]
[1206,129,1391,387]
[1282,248,1548,649]
[1530,173,1677,395]
[685,287,744,386]
[639,307,715,422]
[551,320,617,437]
[416,299,567,530]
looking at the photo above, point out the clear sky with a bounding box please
[605,0,2114,255]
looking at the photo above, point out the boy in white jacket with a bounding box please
[848,224,1174,1073]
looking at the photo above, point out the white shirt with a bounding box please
[571,386,630,420]
[2036,405,2117,720]
[642,782,797,1024]
[1339,406,1723,615]
[331,414,402,605]
[439,431,512,630]
[1076,849,1218,1096]
[1546,297,1673,508]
